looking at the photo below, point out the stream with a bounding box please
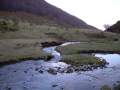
[0,42,120,90]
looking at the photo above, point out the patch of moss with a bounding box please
[61,54,106,66]
[100,85,111,90]
[101,82,120,90]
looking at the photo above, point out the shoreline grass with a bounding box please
[61,54,106,66]
[57,42,120,55]
[57,41,120,67]
[0,39,52,66]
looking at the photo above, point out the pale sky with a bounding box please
[46,0,120,30]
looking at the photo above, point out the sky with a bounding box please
[46,0,120,30]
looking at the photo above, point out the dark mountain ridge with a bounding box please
[106,21,120,34]
[0,0,97,29]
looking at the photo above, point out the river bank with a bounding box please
[1,41,120,68]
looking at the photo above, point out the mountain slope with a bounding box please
[106,21,120,34]
[0,0,97,29]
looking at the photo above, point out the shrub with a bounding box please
[0,19,19,33]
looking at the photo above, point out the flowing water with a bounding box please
[0,42,120,90]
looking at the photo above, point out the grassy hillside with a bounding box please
[0,12,118,41]
[0,11,59,26]
[0,0,97,29]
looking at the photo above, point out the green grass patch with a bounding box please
[61,54,104,66]
[57,41,120,67]
[57,42,120,55]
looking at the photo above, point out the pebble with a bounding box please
[47,68,57,75]
[52,84,58,87]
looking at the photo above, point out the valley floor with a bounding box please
[0,17,120,66]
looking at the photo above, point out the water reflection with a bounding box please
[95,54,120,67]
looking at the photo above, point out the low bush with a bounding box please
[0,19,19,33]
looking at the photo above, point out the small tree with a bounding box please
[103,24,110,30]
